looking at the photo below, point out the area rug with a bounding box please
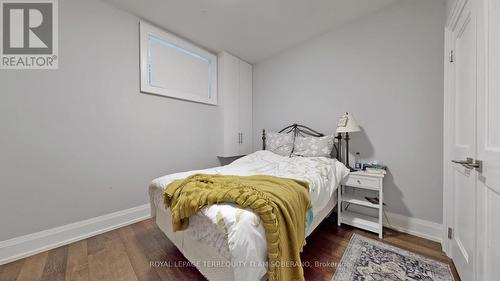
[332,234,455,281]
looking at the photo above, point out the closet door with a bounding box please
[221,53,240,156]
[476,0,500,280]
[238,60,253,154]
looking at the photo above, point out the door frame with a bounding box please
[442,26,452,256]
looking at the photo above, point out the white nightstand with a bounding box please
[338,171,385,238]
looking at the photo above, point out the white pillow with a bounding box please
[292,135,334,158]
[266,132,294,156]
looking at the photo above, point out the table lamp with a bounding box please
[336,112,360,171]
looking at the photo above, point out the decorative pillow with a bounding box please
[266,132,294,156]
[292,135,334,158]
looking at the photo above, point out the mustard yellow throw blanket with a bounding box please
[164,174,312,281]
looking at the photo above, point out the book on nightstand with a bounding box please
[362,163,387,175]
[365,168,387,175]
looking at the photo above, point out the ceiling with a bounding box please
[104,0,400,63]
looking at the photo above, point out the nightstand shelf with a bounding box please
[340,210,379,233]
[338,171,385,238]
[341,193,379,209]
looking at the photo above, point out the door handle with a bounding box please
[451,158,473,165]
[463,162,481,170]
[451,158,482,172]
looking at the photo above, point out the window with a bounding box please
[139,21,217,105]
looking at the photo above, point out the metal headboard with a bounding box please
[262,123,340,159]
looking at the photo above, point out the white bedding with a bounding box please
[149,150,348,281]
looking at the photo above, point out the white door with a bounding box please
[238,60,253,154]
[449,1,477,280]
[476,0,500,280]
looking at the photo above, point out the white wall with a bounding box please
[0,0,220,241]
[253,0,446,224]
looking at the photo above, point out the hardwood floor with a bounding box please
[0,216,460,281]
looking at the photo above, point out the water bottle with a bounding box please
[355,152,362,170]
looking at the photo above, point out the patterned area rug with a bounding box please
[332,234,455,281]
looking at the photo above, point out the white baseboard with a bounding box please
[0,204,151,265]
[0,204,442,266]
[384,212,443,243]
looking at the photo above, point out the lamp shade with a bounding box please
[336,112,361,133]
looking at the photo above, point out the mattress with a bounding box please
[149,150,349,281]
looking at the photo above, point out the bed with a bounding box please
[148,124,348,281]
